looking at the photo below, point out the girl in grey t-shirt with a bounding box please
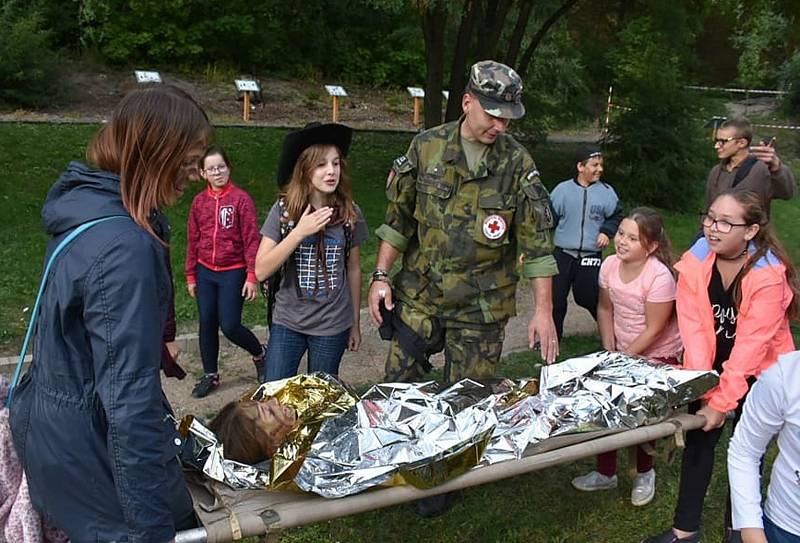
[255,123,368,380]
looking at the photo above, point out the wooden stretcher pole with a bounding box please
[176,413,705,543]
[243,91,250,122]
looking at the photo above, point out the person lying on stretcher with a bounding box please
[209,398,298,464]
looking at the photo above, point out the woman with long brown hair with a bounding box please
[10,85,212,542]
[255,122,368,381]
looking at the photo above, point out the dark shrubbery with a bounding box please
[603,16,708,212]
[779,50,800,117]
[0,5,61,107]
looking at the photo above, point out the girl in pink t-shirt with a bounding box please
[572,207,682,507]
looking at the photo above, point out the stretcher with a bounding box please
[175,412,705,543]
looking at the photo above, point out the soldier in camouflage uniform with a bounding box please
[368,60,560,385]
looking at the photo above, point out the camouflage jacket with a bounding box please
[375,119,557,325]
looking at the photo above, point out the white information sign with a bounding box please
[235,80,260,92]
[407,87,425,98]
[324,85,348,97]
[442,90,450,100]
[135,70,162,84]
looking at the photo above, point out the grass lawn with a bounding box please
[0,124,583,350]
[1,122,798,352]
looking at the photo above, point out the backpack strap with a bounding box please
[6,215,129,407]
[263,198,295,328]
[731,156,759,189]
[343,220,353,261]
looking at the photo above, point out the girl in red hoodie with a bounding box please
[185,146,265,398]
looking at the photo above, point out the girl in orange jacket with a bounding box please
[643,189,798,543]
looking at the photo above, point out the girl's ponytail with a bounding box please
[627,207,674,275]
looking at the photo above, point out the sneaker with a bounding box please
[571,471,618,492]
[192,373,219,398]
[631,468,656,506]
[640,529,700,543]
[253,344,266,383]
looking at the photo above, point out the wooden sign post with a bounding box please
[235,80,261,122]
[134,70,162,84]
[407,87,425,128]
[324,85,348,123]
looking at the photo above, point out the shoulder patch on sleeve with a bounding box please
[520,175,556,231]
[393,155,412,173]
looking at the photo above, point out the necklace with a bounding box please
[717,247,748,261]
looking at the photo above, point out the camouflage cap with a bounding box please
[466,60,525,119]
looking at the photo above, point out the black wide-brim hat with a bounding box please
[276,122,353,187]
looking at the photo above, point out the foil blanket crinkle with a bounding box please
[181,352,718,498]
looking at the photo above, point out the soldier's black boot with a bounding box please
[414,491,458,518]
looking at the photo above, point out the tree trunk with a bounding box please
[517,0,580,78]
[445,0,480,121]
[474,0,514,60]
[505,0,534,67]
[422,3,447,128]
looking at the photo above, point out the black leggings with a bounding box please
[673,394,750,533]
[552,248,601,339]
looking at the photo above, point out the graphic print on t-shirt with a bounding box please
[712,303,737,339]
[295,232,342,297]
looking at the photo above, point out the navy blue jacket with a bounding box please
[10,163,193,543]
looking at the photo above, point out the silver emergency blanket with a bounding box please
[184,351,717,498]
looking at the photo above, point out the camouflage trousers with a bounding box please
[384,301,506,383]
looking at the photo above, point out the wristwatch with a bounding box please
[371,268,390,285]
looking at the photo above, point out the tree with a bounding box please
[0,2,61,107]
[437,0,581,126]
[604,15,708,211]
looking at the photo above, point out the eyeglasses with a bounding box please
[204,165,228,174]
[713,136,739,147]
[700,213,750,233]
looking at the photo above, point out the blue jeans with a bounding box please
[765,515,800,542]
[196,264,262,374]
[264,323,349,381]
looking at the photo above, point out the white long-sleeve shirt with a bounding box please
[728,350,800,534]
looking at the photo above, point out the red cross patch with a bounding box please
[482,214,507,240]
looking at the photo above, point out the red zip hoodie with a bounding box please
[185,181,260,284]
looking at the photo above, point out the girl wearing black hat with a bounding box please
[255,123,368,380]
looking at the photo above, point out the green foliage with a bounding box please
[731,7,788,89]
[604,15,708,211]
[75,0,425,84]
[29,0,82,51]
[779,48,800,115]
[0,3,62,107]
[517,24,591,142]
[80,0,257,67]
